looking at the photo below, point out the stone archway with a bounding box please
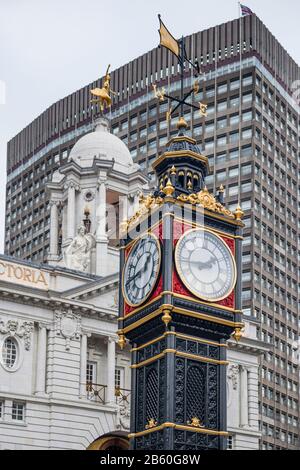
[87,432,129,450]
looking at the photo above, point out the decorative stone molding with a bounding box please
[49,200,61,208]
[0,318,34,350]
[64,181,80,192]
[84,190,95,202]
[228,364,239,390]
[54,309,81,351]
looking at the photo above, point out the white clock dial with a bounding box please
[123,233,161,307]
[175,229,236,302]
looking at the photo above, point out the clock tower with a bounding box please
[118,16,244,451]
[118,117,244,450]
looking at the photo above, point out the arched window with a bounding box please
[2,337,18,369]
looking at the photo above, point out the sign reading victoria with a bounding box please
[0,260,49,290]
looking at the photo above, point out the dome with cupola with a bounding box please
[69,117,133,171]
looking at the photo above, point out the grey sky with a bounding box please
[1,0,300,252]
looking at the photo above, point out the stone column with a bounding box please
[248,367,259,430]
[133,191,140,213]
[80,333,88,397]
[240,365,249,427]
[106,337,116,404]
[67,182,76,240]
[49,201,59,256]
[35,324,48,395]
[96,178,108,276]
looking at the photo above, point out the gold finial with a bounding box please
[187,180,193,191]
[219,185,225,193]
[170,165,177,175]
[187,417,204,428]
[232,327,243,342]
[234,204,244,221]
[163,178,175,197]
[145,418,157,429]
[90,64,117,113]
[162,309,172,327]
[160,182,164,191]
[177,116,188,129]
[118,332,126,350]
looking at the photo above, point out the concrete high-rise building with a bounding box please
[4,13,300,449]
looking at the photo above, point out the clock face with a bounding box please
[175,229,236,302]
[123,233,161,307]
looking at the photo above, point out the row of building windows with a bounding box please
[262,370,298,391]
[261,422,298,446]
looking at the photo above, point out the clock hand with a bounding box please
[188,257,217,270]
[126,253,152,284]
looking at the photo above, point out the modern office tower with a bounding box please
[4,13,300,449]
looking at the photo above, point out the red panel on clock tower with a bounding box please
[172,220,235,309]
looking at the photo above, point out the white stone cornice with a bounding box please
[0,286,117,322]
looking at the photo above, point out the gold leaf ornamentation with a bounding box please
[177,187,235,219]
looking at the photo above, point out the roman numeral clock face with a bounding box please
[175,229,237,302]
[123,234,161,307]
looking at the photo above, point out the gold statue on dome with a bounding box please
[90,64,117,112]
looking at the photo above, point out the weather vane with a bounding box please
[155,15,207,122]
[90,64,117,113]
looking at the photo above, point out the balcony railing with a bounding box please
[86,382,106,403]
[85,383,131,412]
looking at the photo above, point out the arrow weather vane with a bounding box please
[155,15,207,123]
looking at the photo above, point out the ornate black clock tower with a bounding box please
[117,17,244,451]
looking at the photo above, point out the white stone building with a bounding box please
[0,119,264,450]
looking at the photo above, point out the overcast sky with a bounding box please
[1,0,300,253]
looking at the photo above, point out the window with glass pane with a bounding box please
[12,402,24,421]
[206,87,215,98]
[217,101,227,112]
[228,185,238,196]
[193,125,202,136]
[2,337,17,369]
[229,167,239,178]
[230,79,240,90]
[218,83,228,94]
[242,128,252,140]
[86,361,96,384]
[229,149,238,160]
[115,368,121,388]
[242,111,252,122]
[205,122,215,133]
[230,97,239,108]
[217,118,227,129]
[229,132,239,143]
[243,75,253,86]
[241,164,252,175]
[229,114,239,126]
[241,146,252,157]
[216,153,226,164]
[217,135,227,146]
[243,93,253,103]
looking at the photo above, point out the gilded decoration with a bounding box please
[177,186,236,219]
[121,193,164,233]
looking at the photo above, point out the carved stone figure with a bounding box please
[64,225,95,272]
